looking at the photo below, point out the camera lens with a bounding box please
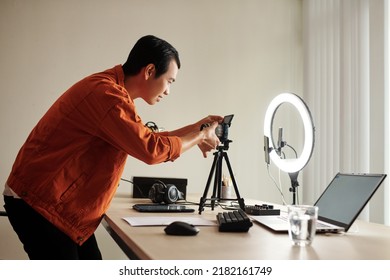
[215,124,223,138]
[215,123,229,143]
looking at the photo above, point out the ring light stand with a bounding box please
[263,93,315,205]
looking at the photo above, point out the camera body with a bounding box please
[215,114,234,143]
[200,114,234,144]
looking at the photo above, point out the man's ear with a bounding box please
[144,64,155,80]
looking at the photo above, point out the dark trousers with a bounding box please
[3,196,102,260]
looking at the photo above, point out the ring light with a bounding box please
[263,93,315,205]
[264,93,315,173]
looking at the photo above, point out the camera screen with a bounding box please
[223,114,234,125]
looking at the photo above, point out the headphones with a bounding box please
[148,180,183,204]
[145,121,159,132]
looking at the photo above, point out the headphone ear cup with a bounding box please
[148,182,166,203]
[164,184,180,204]
[148,184,157,202]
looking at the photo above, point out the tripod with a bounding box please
[198,140,245,214]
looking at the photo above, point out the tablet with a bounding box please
[132,204,195,213]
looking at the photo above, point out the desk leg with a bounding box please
[101,219,139,260]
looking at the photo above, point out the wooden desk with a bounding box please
[102,194,390,260]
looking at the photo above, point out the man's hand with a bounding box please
[196,115,224,129]
[171,115,223,157]
[198,121,220,158]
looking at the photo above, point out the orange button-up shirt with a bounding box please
[7,65,182,244]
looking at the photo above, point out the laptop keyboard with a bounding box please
[279,215,331,228]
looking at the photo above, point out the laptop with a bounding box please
[252,173,387,233]
[133,203,195,213]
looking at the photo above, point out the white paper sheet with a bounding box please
[123,216,217,227]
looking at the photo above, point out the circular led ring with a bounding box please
[263,93,315,173]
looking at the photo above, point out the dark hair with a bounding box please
[122,35,181,78]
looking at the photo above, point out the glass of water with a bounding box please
[287,205,318,246]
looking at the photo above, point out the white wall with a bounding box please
[0,0,302,259]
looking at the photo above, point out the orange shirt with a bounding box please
[7,65,182,244]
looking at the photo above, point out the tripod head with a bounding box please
[217,139,232,151]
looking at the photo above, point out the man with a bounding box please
[3,35,222,259]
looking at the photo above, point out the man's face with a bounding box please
[143,60,178,105]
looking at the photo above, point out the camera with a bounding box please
[215,114,234,143]
[200,114,234,144]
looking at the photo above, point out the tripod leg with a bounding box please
[223,152,245,210]
[210,150,223,210]
[198,151,219,214]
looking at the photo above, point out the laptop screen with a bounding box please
[315,173,386,230]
